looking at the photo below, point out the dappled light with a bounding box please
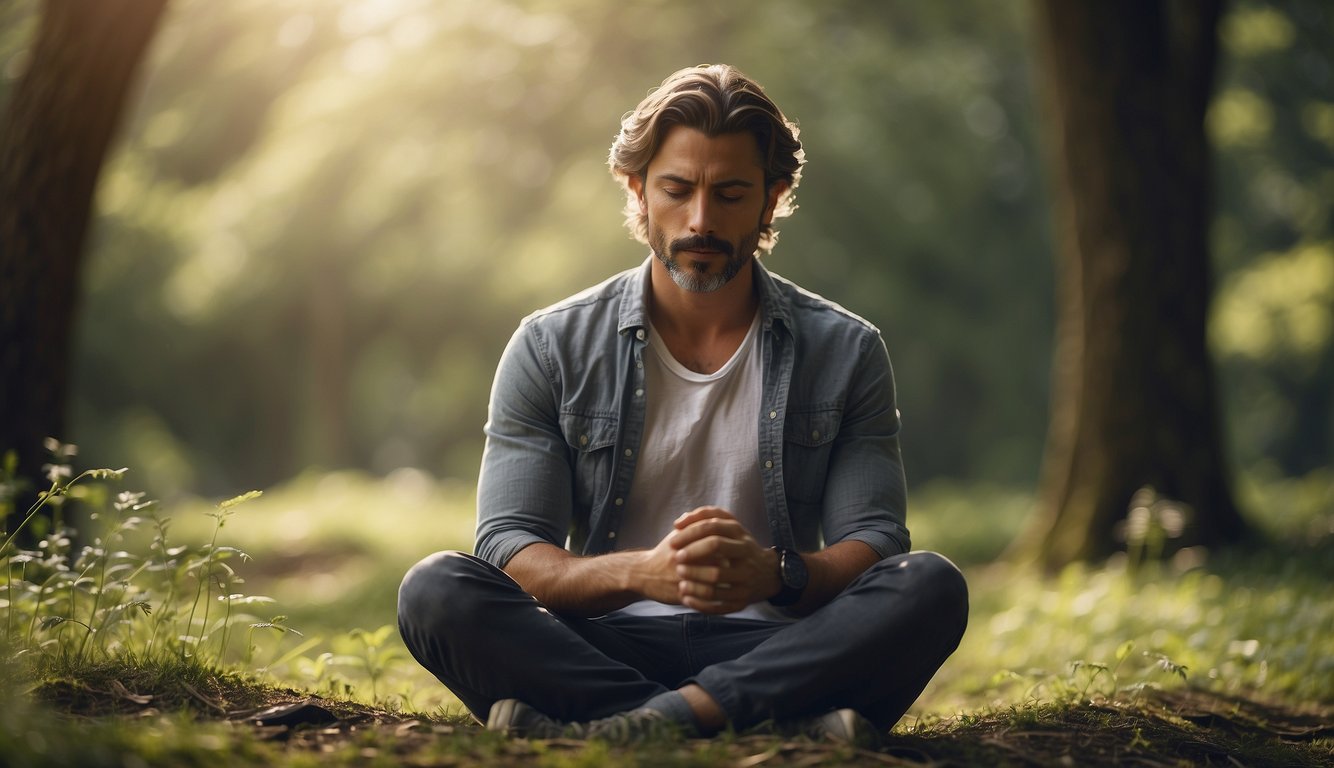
[34,0,1068,493]
[1,0,1331,765]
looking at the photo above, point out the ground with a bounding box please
[25,664,1333,767]
[5,472,1329,766]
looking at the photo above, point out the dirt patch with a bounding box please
[30,671,1334,767]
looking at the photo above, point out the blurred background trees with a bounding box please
[0,0,167,523]
[1016,0,1247,568]
[0,0,1329,559]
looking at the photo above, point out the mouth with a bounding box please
[671,236,733,260]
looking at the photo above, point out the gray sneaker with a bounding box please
[802,708,881,749]
[582,707,691,744]
[486,699,571,739]
[487,700,688,743]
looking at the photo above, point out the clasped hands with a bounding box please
[639,506,781,614]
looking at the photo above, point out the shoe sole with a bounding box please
[817,709,881,749]
[486,698,521,734]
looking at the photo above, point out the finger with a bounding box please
[677,516,746,538]
[675,563,724,583]
[670,520,749,550]
[674,536,748,564]
[673,506,734,530]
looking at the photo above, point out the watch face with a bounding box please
[781,550,809,590]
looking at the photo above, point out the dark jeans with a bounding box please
[397,550,968,730]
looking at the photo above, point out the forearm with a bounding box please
[502,542,674,618]
[785,539,880,616]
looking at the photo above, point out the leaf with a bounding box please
[85,467,129,480]
[249,622,304,637]
[1115,640,1135,662]
[211,546,252,562]
[218,490,263,512]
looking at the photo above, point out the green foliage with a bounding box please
[13,0,1054,498]
[926,547,1333,715]
[1,0,1328,512]
[1,446,268,668]
[0,448,427,713]
[987,642,1190,706]
[2,458,1330,765]
[907,476,1333,716]
[1210,0,1334,479]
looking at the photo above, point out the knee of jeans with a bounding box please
[903,551,969,637]
[397,550,489,635]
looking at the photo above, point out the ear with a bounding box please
[627,174,647,215]
[762,180,790,225]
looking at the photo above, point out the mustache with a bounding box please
[670,235,734,258]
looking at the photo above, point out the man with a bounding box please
[398,64,967,745]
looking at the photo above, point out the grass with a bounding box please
[2,448,1331,765]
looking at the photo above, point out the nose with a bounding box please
[687,192,716,235]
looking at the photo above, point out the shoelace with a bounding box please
[580,709,680,743]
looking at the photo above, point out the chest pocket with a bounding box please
[560,412,618,513]
[782,407,841,505]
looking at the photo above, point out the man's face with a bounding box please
[631,126,786,293]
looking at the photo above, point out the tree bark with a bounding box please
[0,0,169,528]
[1016,0,1250,569]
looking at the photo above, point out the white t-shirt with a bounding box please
[614,311,788,621]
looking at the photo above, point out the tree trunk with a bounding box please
[0,0,169,529]
[1016,0,1250,569]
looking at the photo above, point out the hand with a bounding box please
[668,506,780,614]
[627,534,688,606]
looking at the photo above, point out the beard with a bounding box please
[649,224,764,294]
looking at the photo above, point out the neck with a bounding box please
[648,256,758,338]
[647,256,759,375]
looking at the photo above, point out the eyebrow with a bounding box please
[655,173,755,190]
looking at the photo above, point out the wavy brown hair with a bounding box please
[608,64,805,253]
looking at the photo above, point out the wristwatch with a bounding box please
[767,547,809,606]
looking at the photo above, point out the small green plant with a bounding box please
[990,642,1189,705]
[329,624,404,702]
[1,442,280,671]
[181,490,261,661]
[1067,640,1136,701]
[1118,486,1191,573]
[3,443,432,714]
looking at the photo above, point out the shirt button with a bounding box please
[811,430,820,440]
[608,531,617,539]
[635,329,646,341]
[579,434,589,446]
[635,388,643,397]
[637,361,643,369]
[614,497,624,506]
[624,449,633,457]
[769,410,777,419]
[764,460,773,469]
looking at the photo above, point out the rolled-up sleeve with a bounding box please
[820,330,911,558]
[474,322,571,567]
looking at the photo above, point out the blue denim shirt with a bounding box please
[475,258,910,567]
